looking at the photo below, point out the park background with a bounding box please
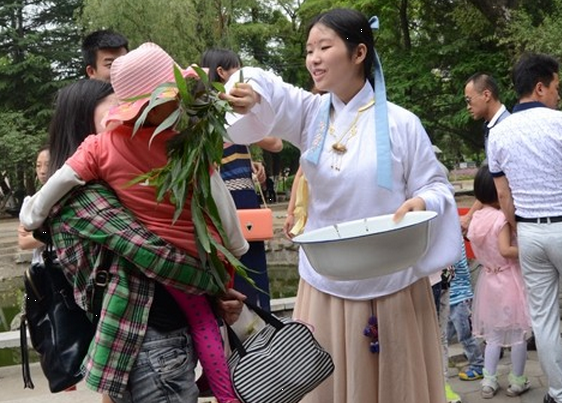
[2,0,562,214]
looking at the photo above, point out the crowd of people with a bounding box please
[16,6,562,403]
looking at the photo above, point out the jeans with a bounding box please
[447,299,484,369]
[112,326,199,403]
[518,222,562,401]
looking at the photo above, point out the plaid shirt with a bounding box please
[49,183,221,397]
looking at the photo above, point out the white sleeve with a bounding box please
[210,172,249,257]
[19,164,85,230]
[224,67,320,151]
[389,107,462,275]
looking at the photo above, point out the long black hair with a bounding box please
[200,48,242,83]
[307,8,376,88]
[48,79,114,177]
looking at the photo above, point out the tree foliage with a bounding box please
[2,0,562,198]
[0,0,82,196]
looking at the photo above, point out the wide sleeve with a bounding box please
[392,108,462,275]
[224,67,320,150]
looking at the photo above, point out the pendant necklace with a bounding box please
[329,99,375,171]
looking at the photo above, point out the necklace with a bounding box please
[328,99,375,170]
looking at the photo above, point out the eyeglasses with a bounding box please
[464,96,472,105]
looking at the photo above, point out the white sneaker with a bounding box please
[506,372,530,397]
[481,370,499,399]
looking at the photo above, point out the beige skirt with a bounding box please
[293,277,446,403]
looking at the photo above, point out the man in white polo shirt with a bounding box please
[460,73,510,233]
[487,53,562,403]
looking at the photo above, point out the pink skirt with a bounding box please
[293,277,446,403]
[472,264,532,346]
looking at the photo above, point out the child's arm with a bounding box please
[498,223,518,259]
[210,171,249,257]
[18,224,44,250]
[19,164,85,230]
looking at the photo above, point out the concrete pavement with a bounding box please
[0,341,552,402]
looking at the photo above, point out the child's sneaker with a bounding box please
[506,372,530,397]
[459,366,484,381]
[445,382,462,403]
[481,369,499,399]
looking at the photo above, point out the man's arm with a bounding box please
[493,175,516,229]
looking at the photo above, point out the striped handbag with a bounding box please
[227,302,334,403]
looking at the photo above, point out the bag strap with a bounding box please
[226,301,285,358]
[20,318,34,389]
[244,301,284,329]
[253,173,269,209]
[36,223,110,320]
[91,249,113,323]
[248,153,269,209]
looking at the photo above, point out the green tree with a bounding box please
[80,0,206,65]
[0,0,83,196]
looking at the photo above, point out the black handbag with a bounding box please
[227,302,334,403]
[20,230,108,393]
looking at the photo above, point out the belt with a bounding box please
[515,215,562,224]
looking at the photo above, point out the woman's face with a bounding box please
[305,23,366,103]
[94,93,119,133]
[36,149,49,185]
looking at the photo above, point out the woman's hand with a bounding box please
[220,82,260,114]
[251,161,266,184]
[392,197,426,223]
[283,213,295,239]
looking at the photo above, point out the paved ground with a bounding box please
[0,341,551,402]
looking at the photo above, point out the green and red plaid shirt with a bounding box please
[49,182,221,397]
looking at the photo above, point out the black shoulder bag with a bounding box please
[20,228,109,393]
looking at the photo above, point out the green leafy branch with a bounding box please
[128,65,253,293]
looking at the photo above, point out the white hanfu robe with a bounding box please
[226,67,460,403]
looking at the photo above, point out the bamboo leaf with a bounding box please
[129,64,251,292]
[191,198,211,253]
[174,65,189,102]
[149,108,180,147]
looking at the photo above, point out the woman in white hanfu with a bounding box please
[222,8,461,403]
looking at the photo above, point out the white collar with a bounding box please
[487,104,507,129]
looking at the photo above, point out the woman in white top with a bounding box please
[223,8,461,403]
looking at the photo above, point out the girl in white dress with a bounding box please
[222,7,462,403]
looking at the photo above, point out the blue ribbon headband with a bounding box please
[369,16,392,190]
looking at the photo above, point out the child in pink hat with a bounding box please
[20,42,246,403]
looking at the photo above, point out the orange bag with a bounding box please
[237,208,273,241]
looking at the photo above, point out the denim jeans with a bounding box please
[112,326,199,403]
[447,299,484,369]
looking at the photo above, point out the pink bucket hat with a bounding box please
[103,42,201,125]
